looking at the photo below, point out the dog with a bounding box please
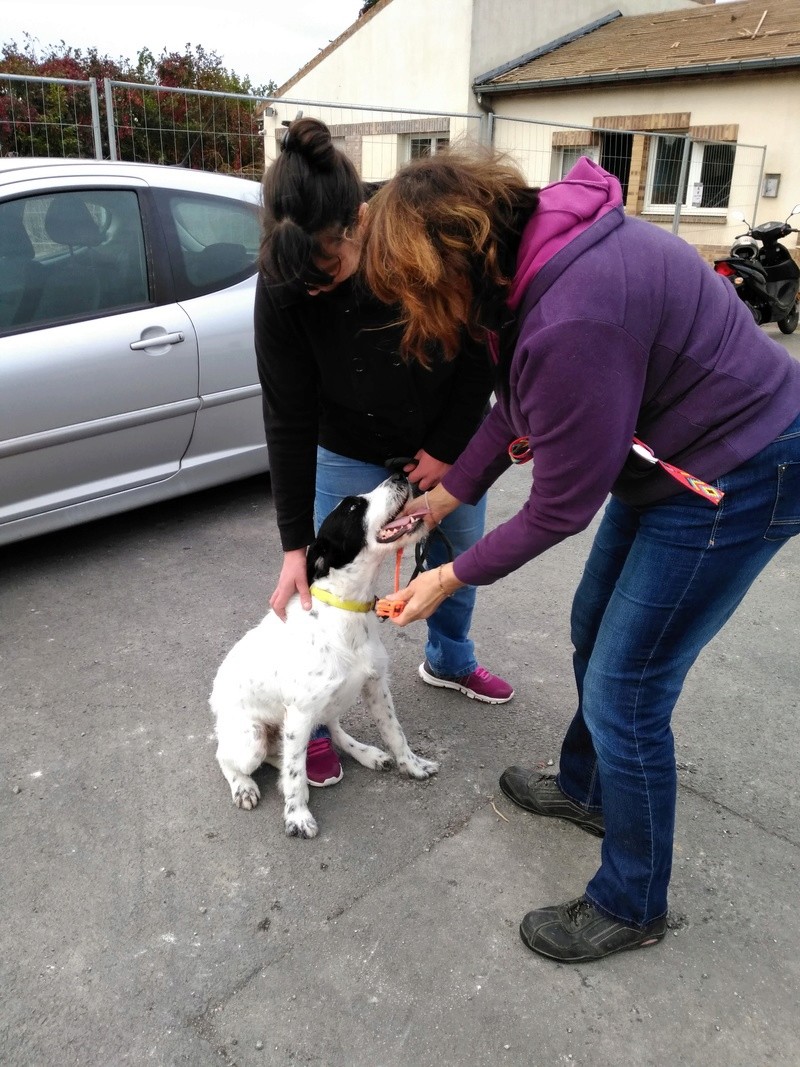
[210,474,439,838]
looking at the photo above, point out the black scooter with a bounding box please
[714,204,800,334]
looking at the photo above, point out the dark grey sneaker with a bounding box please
[520,896,667,963]
[498,766,605,837]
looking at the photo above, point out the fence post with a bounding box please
[261,102,280,167]
[484,110,495,148]
[671,134,692,235]
[88,78,103,159]
[104,79,117,161]
[752,144,767,226]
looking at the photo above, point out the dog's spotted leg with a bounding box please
[362,675,439,780]
[329,721,394,771]
[215,722,267,810]
[217,756,262,810]
[281,707,318,839]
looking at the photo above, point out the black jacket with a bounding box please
[254,272,494,550]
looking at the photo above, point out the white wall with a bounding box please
[279,0,475,113]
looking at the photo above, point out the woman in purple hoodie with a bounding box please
[363,148,800,963]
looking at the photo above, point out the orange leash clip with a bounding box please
[375,548,406,619]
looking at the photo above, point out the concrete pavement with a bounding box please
[1,326,799,1066]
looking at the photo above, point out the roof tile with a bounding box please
[481,0,800,88]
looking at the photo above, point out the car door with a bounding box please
[0,179,199,529]
[149,185,264,473]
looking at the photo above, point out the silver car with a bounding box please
[0,159,268,546]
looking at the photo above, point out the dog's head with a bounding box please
[307,475,427,584]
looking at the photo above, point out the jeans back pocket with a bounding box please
[766,461,800,541]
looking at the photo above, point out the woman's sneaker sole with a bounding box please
[418,661,514,704]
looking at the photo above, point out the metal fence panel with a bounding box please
[492,113,766,252]
[104,80,269,176]
[260,97,485,182]
[1,73,768,257]
[0,72,102,159]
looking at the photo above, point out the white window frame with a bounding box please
[644,138,734,216]
[550,144,599,183]
[405,135,450,162]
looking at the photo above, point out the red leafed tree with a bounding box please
[1,36,276,173]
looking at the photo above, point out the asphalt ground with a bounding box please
[2,325,799,1067]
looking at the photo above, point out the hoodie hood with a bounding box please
[507,158,623,311]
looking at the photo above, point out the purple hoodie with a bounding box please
[443,158,800,586]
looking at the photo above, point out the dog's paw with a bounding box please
[233,781,261,810]
[346,742,394,771]
[398,754,440,780]
[284,809,319,839]
[365,748,394,772]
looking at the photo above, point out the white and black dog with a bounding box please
[210,474,438,838]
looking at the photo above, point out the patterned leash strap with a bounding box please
[631,437,724,505]
[507,435,724,506]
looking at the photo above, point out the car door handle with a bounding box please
[129,332,185,351]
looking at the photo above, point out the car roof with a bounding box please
[0,157,262,201]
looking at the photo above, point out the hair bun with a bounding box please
[281,117,338,172]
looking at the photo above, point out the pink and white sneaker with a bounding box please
[306,736,344,787]
[418,661,514,704]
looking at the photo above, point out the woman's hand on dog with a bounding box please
[270,548,311,621]
[385,563,464,626]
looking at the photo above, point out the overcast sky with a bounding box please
[2,0,363,89]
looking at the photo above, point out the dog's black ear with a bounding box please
[306,496,369,584]
[307,536,334,583]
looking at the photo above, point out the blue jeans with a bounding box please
[315,446,487,677]
[556,413,800,927]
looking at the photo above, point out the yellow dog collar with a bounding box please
[309,585,374,614]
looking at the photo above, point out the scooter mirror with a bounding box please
[790,204,800,218]
[729,210,746,222]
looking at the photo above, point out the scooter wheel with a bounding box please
[778,305,799,335]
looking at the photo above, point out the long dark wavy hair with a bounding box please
[362,146,539,369]
[259,117,364,288]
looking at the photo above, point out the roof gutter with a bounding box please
[474,54,800,95]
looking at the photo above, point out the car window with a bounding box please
[160,191,260,296]
[0,190,150,333]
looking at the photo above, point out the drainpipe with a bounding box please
[473,90,495,148]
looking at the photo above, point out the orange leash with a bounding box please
[375,548,406,619]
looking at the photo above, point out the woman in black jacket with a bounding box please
[256,118,514,785]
